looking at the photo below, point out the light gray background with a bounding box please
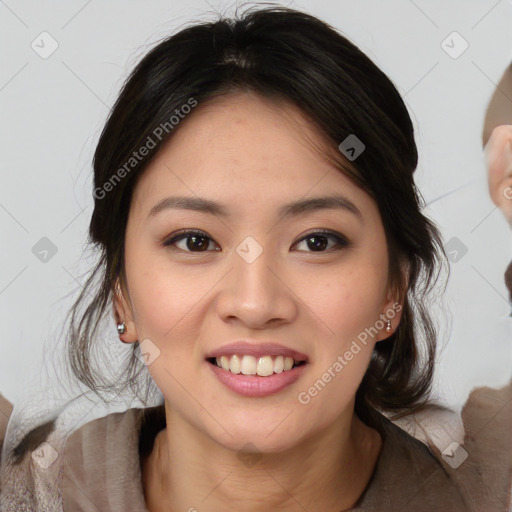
[1,0,511,421]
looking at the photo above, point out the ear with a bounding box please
[113,277,139,343]
[375,273,407,342]
[484,125,512,224]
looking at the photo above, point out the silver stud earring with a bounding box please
[117,321,126,335]
[385,320,392,333]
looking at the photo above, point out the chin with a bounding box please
[204,416,306,455]
[219,431,301,455]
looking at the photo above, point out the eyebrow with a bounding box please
[148,194,362,220]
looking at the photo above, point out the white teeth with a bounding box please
[240,355,257,375]
[213,354,303,376]
[220,355,230,371]
[257,356,274,376]
[229,354,241,374]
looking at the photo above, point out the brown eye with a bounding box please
[293,230,349,252]
[162,229,348,254]
[163,230,220,252]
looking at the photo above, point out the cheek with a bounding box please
[307,261,388,339]
[293,267,383,430]
[297,257,387,406]
[124,250,207,400]
[124,242,208,343]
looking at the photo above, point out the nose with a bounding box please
[215,244,298,329]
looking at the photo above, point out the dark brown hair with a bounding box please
[12,3,448,463]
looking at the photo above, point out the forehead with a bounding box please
[130,91,373,218]
[160,91,335,169]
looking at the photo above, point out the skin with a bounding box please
[484,124,512,224]
[484,124,512,298]
[113,91,402,512]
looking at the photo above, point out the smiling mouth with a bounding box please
[206,355,307,377]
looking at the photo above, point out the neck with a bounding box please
[142,404,382,512]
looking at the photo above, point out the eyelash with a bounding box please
[162,229,349,253]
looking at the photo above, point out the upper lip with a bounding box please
[206,340,309,362]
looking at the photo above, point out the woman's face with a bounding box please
[118,92,401,452]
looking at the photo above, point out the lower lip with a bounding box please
[207,361,307,397]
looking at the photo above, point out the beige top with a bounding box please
[4,389,509,512]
